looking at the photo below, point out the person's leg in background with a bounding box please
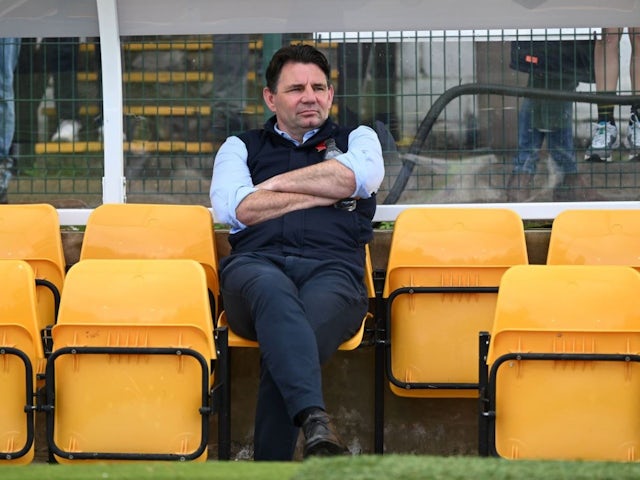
[44,37,81,142]
[551,100,603,201]
[13,38,46,175]
[506,97,544,202]
[336,41,398,138]
[550,102,580,201]
[210,34,250,142]
[585,27,622,162]
[627,27,640,160]
[0,38,20,203]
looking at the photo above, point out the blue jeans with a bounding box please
[0,38,20,197]
[512,97,577,175]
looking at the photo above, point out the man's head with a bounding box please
[263,44,334,142]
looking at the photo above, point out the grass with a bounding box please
[2,455,640,480]
[0,460,296,480]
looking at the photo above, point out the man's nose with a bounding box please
[300,85,316,101]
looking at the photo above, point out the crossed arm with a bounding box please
[236,159,355,226]
[210,125,384,231]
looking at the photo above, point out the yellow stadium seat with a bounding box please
[382,207,528,399]
[217,244,374,350]
[216,311,369,352]
[80,203,220,319]
[44,259,216,462]
[215,245,375,460]
[479,265,640,461]
[547,209,640,267]
[0,260,45,465]
[0,204,66,340]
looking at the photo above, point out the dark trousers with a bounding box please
[220,252,368,460]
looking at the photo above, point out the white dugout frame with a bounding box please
[1,0,639,224]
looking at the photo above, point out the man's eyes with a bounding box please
[287,85,327,92]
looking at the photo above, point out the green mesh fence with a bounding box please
[6,30,639,207]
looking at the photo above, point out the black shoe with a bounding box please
[301,410,349,458]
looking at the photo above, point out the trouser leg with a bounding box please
[221,254,324,419]
[0,38,20,158]
[220,253,367,460]
[44,38,78,122]
[253,365,300,460]
[0,38,20,202]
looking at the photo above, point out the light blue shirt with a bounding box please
[210,124,384,232]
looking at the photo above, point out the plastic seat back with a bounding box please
[486,265,640,461]
[0,260,44,465]
[80,203,219,317]
[547,209,640,268]
[0,204,65,334]
[383,207,528,398]
[47,259,215,463]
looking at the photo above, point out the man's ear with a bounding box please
[263,87,277,113]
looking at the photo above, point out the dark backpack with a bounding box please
[510,37,596,83]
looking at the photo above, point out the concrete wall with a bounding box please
[41,228,551,461]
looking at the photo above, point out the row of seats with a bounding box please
[0,202,371,464]
[0,257,217,465]
[1,204,640,463]
[0,203,222,464]
[380,207,640,462]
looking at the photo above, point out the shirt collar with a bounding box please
[274,123,319,146]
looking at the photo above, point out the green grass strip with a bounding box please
[0,461,298,480]
[2,455,640,480]
[295,456,640,480]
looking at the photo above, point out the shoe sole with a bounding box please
[303,439,349,458]
[585,137,620,162]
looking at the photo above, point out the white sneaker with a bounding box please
[627,114,640,160]
[584,121,619,162]
[50,120,82,142]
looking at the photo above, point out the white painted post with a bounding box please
[96,0,126,203]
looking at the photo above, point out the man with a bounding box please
[210,44,384,461]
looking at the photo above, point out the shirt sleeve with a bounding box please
[209,136,256,231]
[333,125,385,199]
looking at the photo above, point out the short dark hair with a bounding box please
[264,43,331,93]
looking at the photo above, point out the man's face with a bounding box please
[263,61,334,142]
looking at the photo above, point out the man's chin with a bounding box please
[299,116,327,129]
